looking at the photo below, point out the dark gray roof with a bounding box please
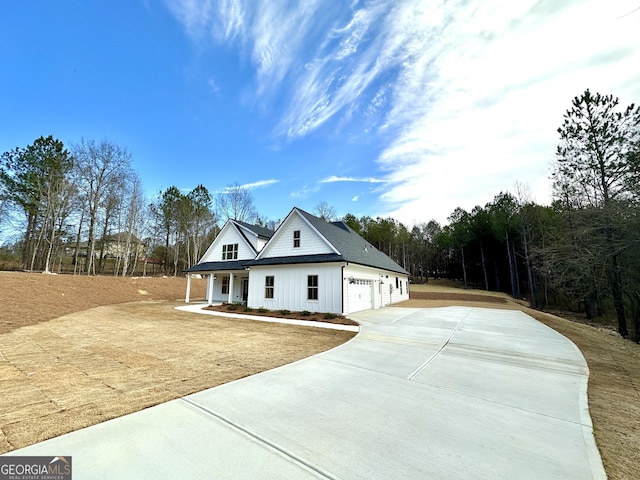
[292,209,409,275]
[186,209,408,275]
[184,260,250,273]
[233,220,274,239]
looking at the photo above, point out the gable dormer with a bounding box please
[233,220,273,254]
[256,208,338,259]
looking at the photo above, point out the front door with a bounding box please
[241,278,249,302]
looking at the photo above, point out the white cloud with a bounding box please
[207,78,220,93]
[374,0,640,223]
[168,0,640,224]
[320,175,385,184]
[238,179,279,190]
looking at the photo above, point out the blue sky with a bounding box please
[1,1,638,226]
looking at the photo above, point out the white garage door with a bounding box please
[347,279,373,313]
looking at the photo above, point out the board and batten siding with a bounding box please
[200,224,255,263]
[247,263,343,314]
[261,215,334,258]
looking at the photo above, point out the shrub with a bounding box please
[301,310,311,316]
[227,304,239,311]
[280,309,291,316]
[258,307,267,313]
[323,312,337,319]
[243,307,252,312]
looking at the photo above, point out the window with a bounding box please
[293,230,300,248]
[222,243,238,260]
[395,277,399,289]
[221,276,229,294]
[307,275,318,300]
[265,276,274,299]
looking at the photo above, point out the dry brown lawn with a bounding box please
[405,281,640,480]
[0,272,355,453]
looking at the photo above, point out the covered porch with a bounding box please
[184,261,250,305]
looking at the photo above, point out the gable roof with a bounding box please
[249,208,409,275]
[232,220,274,239]
[191,218,272,268]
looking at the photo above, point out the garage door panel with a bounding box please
[348,279,372,313]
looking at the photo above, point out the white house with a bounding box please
[184,219,273,305]
[185,208,410,315]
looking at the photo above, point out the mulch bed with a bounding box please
[203,304,359,326]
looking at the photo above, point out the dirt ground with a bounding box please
[0,272,354,453]
[1,272,638,479]
[0,271,208,334]
[405,282,640,480]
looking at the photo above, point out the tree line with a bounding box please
[0,137,241,277]
[1,90,639,339]
[347,90,640,340]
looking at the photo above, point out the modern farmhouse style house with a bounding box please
[184,207,409,315]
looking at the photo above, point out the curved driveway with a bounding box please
[9,307,606,479]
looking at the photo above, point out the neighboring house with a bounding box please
[99,232,146,259]
[184,208,410,315]
[62,232,145,259]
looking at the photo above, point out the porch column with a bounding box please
[207,274,215,305]
[228,272,234,304]
[185,274,192,303]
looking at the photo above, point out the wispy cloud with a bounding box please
[290,183,321,199]
[320,175,385,184]
[238,179,279,190]
[167,0,640,223]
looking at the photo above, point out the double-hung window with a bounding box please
[307,275,318,300]
[293,230,300,248]
[222,243,238,260]
[265,276,274,299]
[221,276,229,294]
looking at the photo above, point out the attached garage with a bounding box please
[346,278,373,313]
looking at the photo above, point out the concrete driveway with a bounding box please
[7,307,605,479]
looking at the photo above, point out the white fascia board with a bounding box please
[255,208,294,259]
[295,208,340,255]
[231,220,258,255]
[198,220,233,263]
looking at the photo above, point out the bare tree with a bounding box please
[313,201,337,221]
[120,174,145,277]
[215,183,257,222]
[73,139,131,275]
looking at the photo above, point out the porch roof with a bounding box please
[184,260,250,273]
[245,254,343,267]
